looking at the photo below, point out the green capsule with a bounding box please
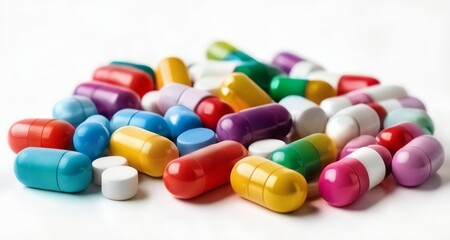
[110,61,156,81]
[270,76,308,102]
[207,41,238,60]
[384,108,434,134]
[234,62,284,93]
[269,133,337,180]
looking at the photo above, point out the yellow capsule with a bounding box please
[219,73,273,111]
[155,57,192,90]
[304,133,337,169]
[230,156,307,213]
[304,80,336,104]
[109,126,179,177]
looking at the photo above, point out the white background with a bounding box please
[1,0,450,239]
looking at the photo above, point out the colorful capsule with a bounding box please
[92,64,154,98]
[141,90,162,114]
[376,122,424,155]
[230,156,307,213]
[269,76,336,104]
[279,95,327,138]
[340,135,377,159]
[248,139,286,158]
[216,103,292,146]
[269,133,337,180]
[110,60,156,80]
[52,96,98,127]
[307,71,380,95]
[109,126,179,177]
[8,119,75,153]
[176,128,217,156]
[158,83,234,129]
[272,52,324,77]
[164,106,202,139]
[367,96,426,126]
[326,104,381,152]
[73,115,110,160]
[206,41,256,62]
[14,148,92,193]
[163,141,247,199]
[392,136,444,187]
[155,57,192,89]
[110,108,170,138]
[320,85,408,117]
[383,108,434,134]
[219,73,273,111]
[73,82,140,119]
[318,145,392,207]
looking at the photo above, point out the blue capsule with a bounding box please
[73,116,110,160]
[53,96,98,127]
[176,128,217,155]
[164,106,202,139]
[14,147,92,193]
[110,108,170,138]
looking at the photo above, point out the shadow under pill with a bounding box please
[185,184,235,205]
[287,202,319,217]
[78,184,101,195]
[415,174,442,191]
[345,176,397,211]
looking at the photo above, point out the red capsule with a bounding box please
[163,140,248,199]
[337,75,380,95]
[367,103,388,127]
[195,97,234,130]
[376,122,424,155]
[93,65,154,98]
[8,119,75,153]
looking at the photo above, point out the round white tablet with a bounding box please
[92,156,128,185]
[101,166,138,201]
[248,139,286,158]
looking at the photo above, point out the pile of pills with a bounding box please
[7,41,445,212]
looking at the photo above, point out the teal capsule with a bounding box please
[14,148,92,193]
[384,108,434,134]
[110,61,156,81]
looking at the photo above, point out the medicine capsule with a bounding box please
[163,140,248,199]
[141,90,162,114]
[110,108,170,138]
[367,96,426,126]
[392,135,444,187]
[248,139,287,158]
[8,119,75,153]
[307,71,380,95]
[219,73,273,111]
[269,133,337,180]
[271,52,324,77]
[109,126,179,177]
[376,122,424,155]
[216,103,292,146]
[93,65,154,98]
[383,108,434,134]
[73,115,111,160]
[340,135,377,159]
[158,83,234,129]
[230,156,307,213]
[52,96,98,127]
[164,106,202,139]
[279,95,327,138]
[269,76,336,104]
[206,41,256,62]
[73,82,140,119]
[326,104,381,152]
[320,85,408,117]
[110,60,156,80]
[155,57,192,89]
[176,128,217,156]
[318,145,392,207]
[14,147,92,193]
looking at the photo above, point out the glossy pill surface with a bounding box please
[164,141,247,199]
[52,96,98,127]
[219,73,273,111]
[376,122,424,155]
[164,106,202,139]
[8,119,75,153]
[384,108,434,134]
[392,135,444,187]
[155,57,192,89]
[176,128,217,156]
[270,76,336,104]
[14,148,92,193]
[110,108,170,138]
[73,82,140,119]
[73,117,110,160]
[230,156,307,213]
[216,103,292,146]
[109,126,179,177]
[110,61,155,80]
[269,133,337,180]
[93,65,154,98]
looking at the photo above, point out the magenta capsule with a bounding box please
[392,135,444,187]
[216,103,292,146]
[318,145,392,207]
[73,82,141,119]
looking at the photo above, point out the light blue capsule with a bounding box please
[53,96,97,127]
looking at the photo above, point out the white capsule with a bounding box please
[193,75,226,96]
[141,90,162,114]
[189,61,240,82]
[289,61,324,78]
[248,139,286,158]
[346,147,386,189]
[279,95,327,138]
[307,70,341,87]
